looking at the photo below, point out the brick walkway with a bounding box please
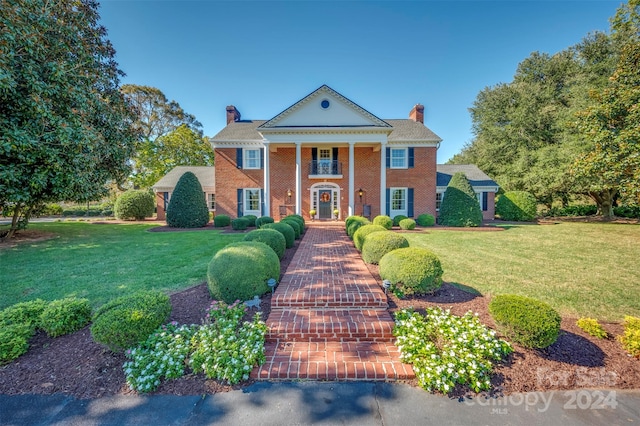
[251,222,415,381]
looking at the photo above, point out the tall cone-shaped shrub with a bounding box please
[438,172,483,227]
[166,172,209,228]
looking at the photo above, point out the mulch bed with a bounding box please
[1,224,638,399]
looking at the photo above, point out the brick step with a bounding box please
[266,309,396,342]
[252,341,414,381]
[271,289,388,309]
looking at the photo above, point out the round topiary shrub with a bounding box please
[285,215,305,233]
[207,241,280,304]
[489,294,561,349]
[242,215,257,227]
[438,172,483,227]
[214,214,231,227]
[399,218,416,230]
[379,247,443,296]
[91,291,171,352]
[38,297,92,337]
[231,217,250,230]
[373,215,393,230]
[353,224,388,251]
[281,218,301,239]
[361,232,409,264]
[114,190,155,221]
[496,191,537,222]
[345,216,370,239]
[416,213,435,227]
[243,228,286,259]
[261,222,295,248]
[392,215,408,226]
[255,216,274,228]
[166,171,210,228]
[289,214,305,226]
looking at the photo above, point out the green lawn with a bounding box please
[403,222,640,322]
[0,222,244,309]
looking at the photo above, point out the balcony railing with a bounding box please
[308,160,342,176]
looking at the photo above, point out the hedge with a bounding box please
[373,215,393,230]
[379,247,443,296]
[353,224,388,251]
[243,228,286,259]
[114,190,155,221]
[361,231,409,264]
[416,213,435,227]
[496,191,537,221]
[260,222,295,248]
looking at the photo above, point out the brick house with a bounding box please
[152,166,215,220]
[211,85,444,221]
[436,164,499,221]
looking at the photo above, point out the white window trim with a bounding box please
[243,148,261,170]
[206,193,216,211]
[390,148,408,169]
[243,188,261,216]
[436,191,444,212]
[389,187,408,217]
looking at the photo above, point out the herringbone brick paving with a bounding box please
[251,221,415,381]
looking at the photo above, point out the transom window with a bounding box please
[244,148,260,169]
[390,148,407,169]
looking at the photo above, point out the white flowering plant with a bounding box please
[189,300,268,384]
[123,321,197,393]
[393,307,512,394]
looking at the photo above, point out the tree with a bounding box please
[0,0,137,240]
[121,85,207,189]
[166,172,209,228]
[133,124,214,189]
[438,172,483,227]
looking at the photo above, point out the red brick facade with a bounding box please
[215,148,264,217]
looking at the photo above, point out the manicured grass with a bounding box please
[403,222,640,322]
[0,222,244,309]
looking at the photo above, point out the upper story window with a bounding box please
[244,148,260,169]
[390,148,407,169]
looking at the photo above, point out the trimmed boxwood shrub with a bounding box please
[353,224,388,251]
[438,172,483,227]
[289,214,305,226]
[214,214,231,227]
[285,215,305,233]
[618,316,640,358]
[489,294,561,349]
[255,216,274,228]
[416,213,435,227]
[39,298,92,337]
[345,216,370,239]
[114,190,155,221]
[207,241,280,304]
[361,232,409,264]
[0,299,48,329]
[261,222,295,248]
[373,215,393,230]
[379,247,443,296]
[496,191,537,222]
[281,218,301,239]
[0,324,33,364]
[166,171,210,228]
[242,215,257,227]
[244,228,286,259]
[399,218,416,230]
[91,291,171,352]
[392,215,408,226]
[231,217,250,230]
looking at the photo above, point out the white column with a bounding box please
[263,144,270,217]
[380,143,386,216]
[348,141,355,216]
[295,142,302,215]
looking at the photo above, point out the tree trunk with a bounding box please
[2,204,23,241]
[589,190,616,218]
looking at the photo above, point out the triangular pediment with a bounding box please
[258,85,391,129]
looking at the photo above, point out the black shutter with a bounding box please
[237,189,243,217]
[260,148,264,169]
[408,188,414,217]
[385,188,390,216]
[332,147,339,174]
[408,148,414,168]
[385,147,390,168]
[312,147,318,174]
[482,192,488,211]
[236,148,243,169]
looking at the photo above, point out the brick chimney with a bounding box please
[409,104,424,123]
[226,105,241,124]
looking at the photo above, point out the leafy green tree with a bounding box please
[121,85,210,189]
[0,0,137,240]
[166,172,209,228]
[438,172,483,227]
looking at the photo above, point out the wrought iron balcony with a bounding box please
[308,160,343,177]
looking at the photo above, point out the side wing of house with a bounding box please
[436,164,500,220]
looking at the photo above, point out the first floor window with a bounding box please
[245,189,260,213]
[244,149,260,169]
[207,193,215,210]
[436,192,443,211]
[389,187,407,217]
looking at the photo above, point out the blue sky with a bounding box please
[99,0,621,162]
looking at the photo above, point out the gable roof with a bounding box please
[152,166,215,192]
[436,164,498,188]
[258,85,391,129]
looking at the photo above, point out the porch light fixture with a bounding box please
[287,189,292,200]
[358,188,364,200]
